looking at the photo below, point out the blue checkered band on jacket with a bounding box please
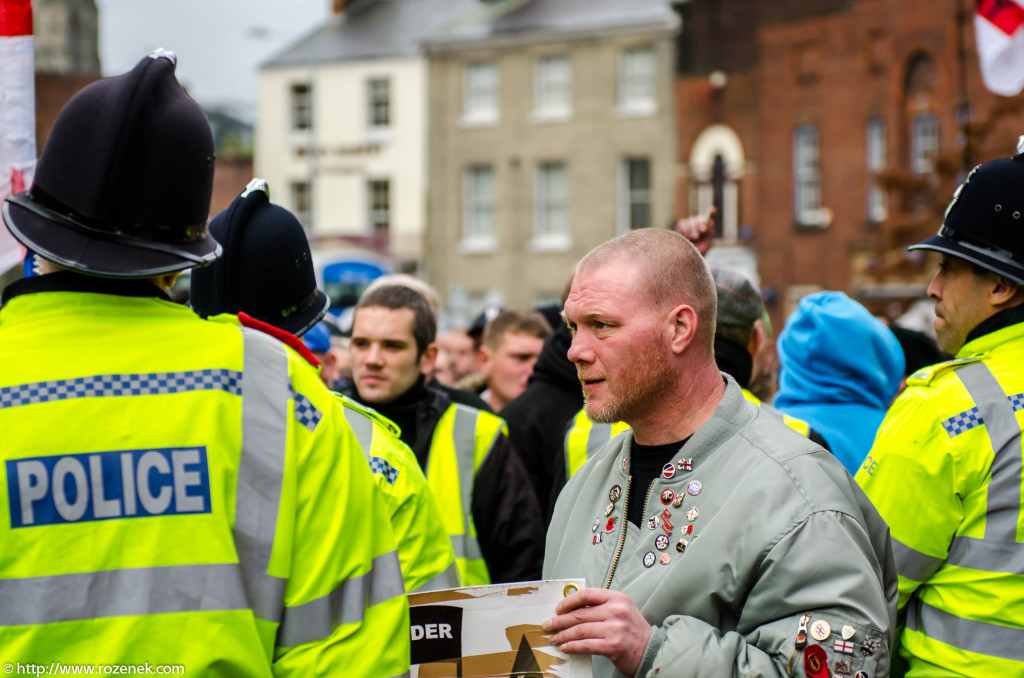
[0,370,242,410]
[291,390,323,432]
[369,456,400,485]
[941,393,1024,438]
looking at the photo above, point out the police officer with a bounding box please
[0,53,409,675]
[857,139,1024,676]
[190,180,459,594]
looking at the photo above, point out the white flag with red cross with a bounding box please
[0,0,34,274]
[975,0,1024,96]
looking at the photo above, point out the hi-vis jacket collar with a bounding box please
[1,270,170,308]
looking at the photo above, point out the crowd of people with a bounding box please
[2,52,1022,677]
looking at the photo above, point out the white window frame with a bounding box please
[366,77,391,131]
[290,82,312,132]
[461,61,499,127]
[793,125,825,226]
[617,46,656,116]
[291,181,311,227]
[461,165,498,253]
[367,178,390,232]
[688,124,746,241]
[911,112,939,175]
[866,118,888,223]
[530,162,571,251]
[617,157,652,235]
[532,55,571,123]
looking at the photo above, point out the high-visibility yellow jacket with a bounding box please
[0,275,410,677]
[564,388,813,479]
[857,318,1024,677]
[335,395,460,593]
[424,403,506,587]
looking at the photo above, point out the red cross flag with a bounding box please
[0,0,35,274]
[975,0,1024,96]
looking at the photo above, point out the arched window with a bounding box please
[689,125,744,240]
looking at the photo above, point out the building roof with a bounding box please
[263,0,679,67]
[427,0,679,46]
[262,0,479,67]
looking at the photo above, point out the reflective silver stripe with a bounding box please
[277,551,404,648]
[947,535,1024,574]
[905,599,1024,661]
[236,329,289,624]
[412,561,461,594]
[450,534,484,561]
[588,423,613,456]
[892,536,945,583]
[0,563,248,626]
[341,404,376,461]
[957,363,1023,541]
[452,406,480,549]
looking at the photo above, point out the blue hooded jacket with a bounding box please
[774,291,905,475]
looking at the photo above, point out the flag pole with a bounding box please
[0,0,36,275]
[957,0,973,171]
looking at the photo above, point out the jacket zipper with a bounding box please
[604,477,655,588]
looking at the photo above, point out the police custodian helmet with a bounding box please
[0,50,220,277]
[189,179,329,337]
[910,136,1024,286]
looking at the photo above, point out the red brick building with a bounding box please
[674,0,1024,329]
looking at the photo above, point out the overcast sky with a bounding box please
[93,0,330,110]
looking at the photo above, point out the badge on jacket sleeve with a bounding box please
[660,488,674,505]
[609,485,622,503]
[643,551,656,567]
[809,619,831,641]
[661,463,676,479]
[686,480,702,496]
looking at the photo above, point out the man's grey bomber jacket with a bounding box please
[544,376,898,678]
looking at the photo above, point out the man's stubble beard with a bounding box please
[583,334,676,425]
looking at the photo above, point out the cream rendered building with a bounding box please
[257,0,477,265]
[424,0,679,320]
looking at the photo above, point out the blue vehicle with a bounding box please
[313,249,392,326]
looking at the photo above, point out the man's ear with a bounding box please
[418,343,439,376]
[991,274,1023,308]
[668,303,698,354]
[747,320,766,358]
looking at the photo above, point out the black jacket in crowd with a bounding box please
[344,378,544,583]
[500,322,583,522]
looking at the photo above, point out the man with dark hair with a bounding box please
[858,141,1024,676]
[345,285,544,586]
[543,228,895,678]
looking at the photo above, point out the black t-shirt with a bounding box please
[627,437,690,529]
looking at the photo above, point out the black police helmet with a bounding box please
[910,136,1024,286]
[189,179,329,336]
[1,50,220,277]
